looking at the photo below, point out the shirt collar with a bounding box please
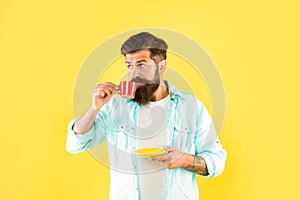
[164,80,183,102]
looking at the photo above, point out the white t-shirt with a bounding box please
[137,95,169,200]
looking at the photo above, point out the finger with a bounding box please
[114,85,120,94]
[166,164,177,169]
[95,82,117,88]
[154,160,161,165]
[94,85,116,93]
[94,85,116,96]
[96,89,113,98]
[163,145,177,152]
[99,91,105,97]
[153,160,167,167]
[94,84,117,94]
[94,89,106,96]
[160,160,172,167]
[102,87,114,96]
[150,154,170,161]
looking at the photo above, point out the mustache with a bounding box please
[130,77,159,84]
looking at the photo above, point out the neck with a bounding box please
[152,81,169,101]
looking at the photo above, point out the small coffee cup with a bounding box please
[119,81,137,99]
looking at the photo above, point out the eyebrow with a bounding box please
[125,59,147,64]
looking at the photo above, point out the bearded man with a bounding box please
[66,32,227,200]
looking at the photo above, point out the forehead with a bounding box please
[125,49,152,63]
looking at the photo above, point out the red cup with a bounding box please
[119,81,137,99]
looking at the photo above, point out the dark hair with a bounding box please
[121,32,168,63]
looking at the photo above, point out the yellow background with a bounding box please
[1,0,299,199]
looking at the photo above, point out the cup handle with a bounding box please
[114,85,120,94]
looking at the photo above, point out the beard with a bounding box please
[131,76,160,105]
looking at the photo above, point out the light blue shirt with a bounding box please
[66,81,227,200]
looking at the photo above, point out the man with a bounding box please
[66,32,227,200]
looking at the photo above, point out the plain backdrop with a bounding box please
[0,0,299,199]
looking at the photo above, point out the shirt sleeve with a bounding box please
[65,108,108,154]
[194,100,227,177]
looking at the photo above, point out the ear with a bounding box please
[159,60,167,73]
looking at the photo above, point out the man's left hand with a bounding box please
[149,146,188,169]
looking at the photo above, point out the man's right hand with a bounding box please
[72,82,118,135]
[92,82,117,112]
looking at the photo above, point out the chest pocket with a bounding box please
[108,118,136,152]
[173,120,195,153]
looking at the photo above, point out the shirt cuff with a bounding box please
[197,153,215,178]
[67,118,95,143]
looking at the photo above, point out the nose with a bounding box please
[130,65,141,78]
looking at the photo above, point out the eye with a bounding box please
[127,65,133,69]
[138,64,145,68]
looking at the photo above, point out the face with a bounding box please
[125,49,162,104]
[125,49,160,83]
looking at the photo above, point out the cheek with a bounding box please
[147,67,158,78]
[144,71,155,79]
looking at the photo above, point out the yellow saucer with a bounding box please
[134,148,167,158]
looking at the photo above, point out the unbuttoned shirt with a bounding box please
[66,81,227,200]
